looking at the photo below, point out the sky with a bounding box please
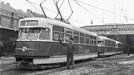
[1,0,134,27]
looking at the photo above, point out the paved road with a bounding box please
[1,54,134,75]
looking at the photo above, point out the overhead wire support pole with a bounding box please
[40,0,47,18]
[67,0,73,21]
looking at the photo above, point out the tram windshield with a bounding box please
[19,28,50,40]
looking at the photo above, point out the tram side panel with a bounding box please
[15,41,53,57]
[0,28,18,56]
[15,41,98,60]
[15,41,99,64]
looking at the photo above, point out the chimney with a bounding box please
[1,1,4,3]
[11,12,14,28]
[6,3,10,5]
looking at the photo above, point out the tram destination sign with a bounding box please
[20,20,38,26]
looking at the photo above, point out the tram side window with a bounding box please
[93,37,97,45]
[73,31,79,43]
[80,32,84,44]
[65,28,72,42]
[65,34,72,42]
[80,32,84,36]
[105,40,108,46]
[108,41,111,46]
[74,31,79,35]
[53,25,64,41]
[65,28,72,34]
[53,32,64,41]
[53,25,64,32]
[90,36,93,45]
[85,34,89,44]
[39,28,50,40]
[85,38,89,44]
[73,36,79,43]
[80,37,84,43]
[111,41,115,47]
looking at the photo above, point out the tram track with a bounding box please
[0,53,124,75]
[0,57,96,75]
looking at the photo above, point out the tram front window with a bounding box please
[39,28,50,40]
[19,28,29,39]
[27,28,40,40]
[19,28,50,40]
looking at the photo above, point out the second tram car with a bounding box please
[97,36,123,56]
[15,17,99,65]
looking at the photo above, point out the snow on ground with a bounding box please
[2,54,134,75]
[0,57,15,65]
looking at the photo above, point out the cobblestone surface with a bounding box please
[0,57,15,65]
[1,54,134,75]
[36,54,134,75]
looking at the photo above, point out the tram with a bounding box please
[0,27,18,56]
[15,17,99,65]
[14,17,123,67]
[97,36,123,56]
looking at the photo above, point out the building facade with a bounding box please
[0,1,44,29]
[0,1,44,56]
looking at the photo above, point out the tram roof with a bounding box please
[20,17,97,36]
[0,26,18,31]
[116,41,123,44]
[98,36,116,42]
[81,23,134,28]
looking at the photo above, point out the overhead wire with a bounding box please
[26,0,42,13]
[73,0,104,23]
[55,0,65,18]
[67,0,73,21]
[75,0,134,21]
[26,0,57,13]
[26,0,85,25]
[75,0,123,16]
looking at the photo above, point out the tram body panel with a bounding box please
[15,41,52,57]
[15,41,98,57]
[15,41,98,65]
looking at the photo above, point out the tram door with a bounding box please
[127,35,134,53]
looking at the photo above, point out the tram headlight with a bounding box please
[22,46,27,52]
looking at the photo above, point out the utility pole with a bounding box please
[113,4,118,41]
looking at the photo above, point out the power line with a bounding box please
[26,0,42,13]
[75,0,134,21]
[26,0,57,13]
[75,0,123,16]
[73,0,104,23]
[25,0,85,25]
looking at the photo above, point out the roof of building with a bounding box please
[81,23,134,28]
[0,2,15,12]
